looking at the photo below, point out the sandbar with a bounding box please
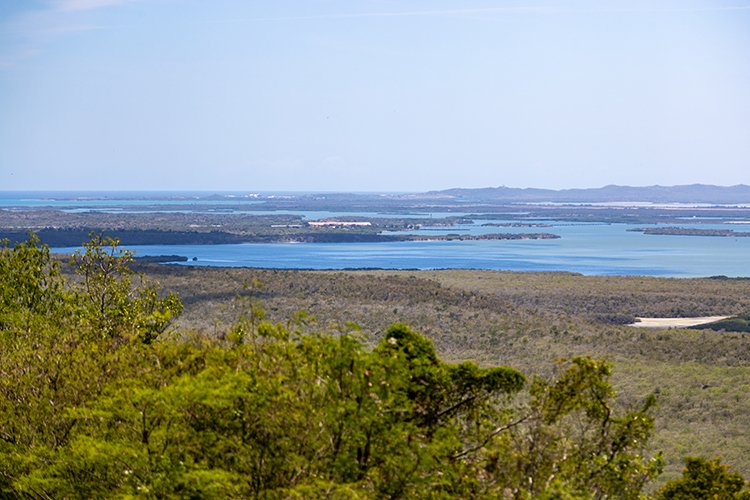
[629,316,730,328]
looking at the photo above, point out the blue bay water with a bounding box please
[50,222,750,277]
[4,192,748,277]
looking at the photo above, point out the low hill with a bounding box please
[429,184,750,204]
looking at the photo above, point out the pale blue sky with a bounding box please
[1,0,749,191]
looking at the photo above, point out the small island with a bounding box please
[629,226,750,237]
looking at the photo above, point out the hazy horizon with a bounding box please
[3,182,750,197]
[1,0,749,191]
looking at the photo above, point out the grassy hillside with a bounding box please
[124,264,750,485]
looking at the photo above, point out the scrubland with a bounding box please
[125,264,750,484]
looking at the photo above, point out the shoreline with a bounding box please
[0,228,559,247]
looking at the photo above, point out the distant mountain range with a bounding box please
[427,184,750,204]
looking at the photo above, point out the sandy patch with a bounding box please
[629,316,730,328]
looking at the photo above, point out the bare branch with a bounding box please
[451,414,530,460]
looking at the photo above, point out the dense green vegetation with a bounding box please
[2,236,750,497]
[121,265,750,485]
[694,313,750,333]
[658,457,750,499]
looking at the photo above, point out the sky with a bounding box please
[0,0,749,192]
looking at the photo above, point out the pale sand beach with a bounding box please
[629,316,730,328]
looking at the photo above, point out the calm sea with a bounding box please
[3,191,749,277]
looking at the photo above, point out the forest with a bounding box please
[1,235,750,498]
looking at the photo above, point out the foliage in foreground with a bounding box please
[657,457,750,499]
[0,236,746,498]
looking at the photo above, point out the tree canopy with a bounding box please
[0,235,745,498]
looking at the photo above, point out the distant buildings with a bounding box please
[308,221,372,228]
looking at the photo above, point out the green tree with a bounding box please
[0,234,670,498]
[479,357,663,498]
[0,233,70,332]
[658,456,750,499]
[0,234,183,497]
[72,233,182,343]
